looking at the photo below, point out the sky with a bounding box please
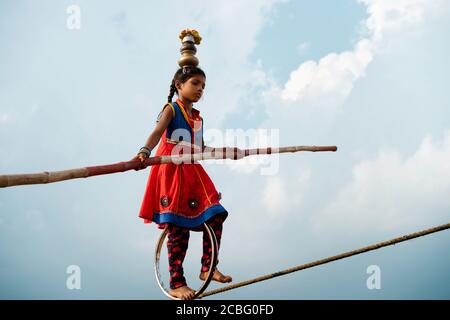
[0,0,449,299]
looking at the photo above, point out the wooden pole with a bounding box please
[0,145,337,188]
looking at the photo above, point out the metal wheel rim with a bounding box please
[154,222,218,300]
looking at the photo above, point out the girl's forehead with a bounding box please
[189,75,206,83]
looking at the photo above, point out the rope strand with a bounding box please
[198,222,450,298]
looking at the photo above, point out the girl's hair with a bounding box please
[168,66,206,103]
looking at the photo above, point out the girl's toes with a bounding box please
[222,275,232,282]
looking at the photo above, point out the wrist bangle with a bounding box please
[139,147,151,156]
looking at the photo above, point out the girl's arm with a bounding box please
[144,104,174,151]
[132,104,174,161]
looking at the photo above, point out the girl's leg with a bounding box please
[201,214,224,272]
[167,223,190,289]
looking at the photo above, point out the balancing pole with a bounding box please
[0,145,337,188]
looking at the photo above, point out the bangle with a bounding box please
[139,147,151,156]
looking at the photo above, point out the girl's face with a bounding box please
[176,74,206,103]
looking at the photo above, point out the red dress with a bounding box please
[138,99,228,230]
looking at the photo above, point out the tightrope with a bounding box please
[198,222,450,298]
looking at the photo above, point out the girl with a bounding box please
[132,65,244,300]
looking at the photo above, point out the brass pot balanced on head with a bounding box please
[177,29,202,68]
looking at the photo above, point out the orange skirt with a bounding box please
[138,133,228,229]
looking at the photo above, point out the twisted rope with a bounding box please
[198,222,450,298]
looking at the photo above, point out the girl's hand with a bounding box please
[131,152,149,163]
[130,152,148,170]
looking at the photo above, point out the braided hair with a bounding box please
[167,66,206,103]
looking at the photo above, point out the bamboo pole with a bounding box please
[0,145,337,188]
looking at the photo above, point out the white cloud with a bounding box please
[312,129,450,235]
[280,0,446,109]
[281,39,374,109]
[262,168,311,227]
[360,0,446,41]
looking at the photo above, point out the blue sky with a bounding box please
[1,0,449,299]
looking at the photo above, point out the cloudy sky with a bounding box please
[1,0,449,299]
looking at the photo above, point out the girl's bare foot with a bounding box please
[169,285,196,300]
[199,269,232,283]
